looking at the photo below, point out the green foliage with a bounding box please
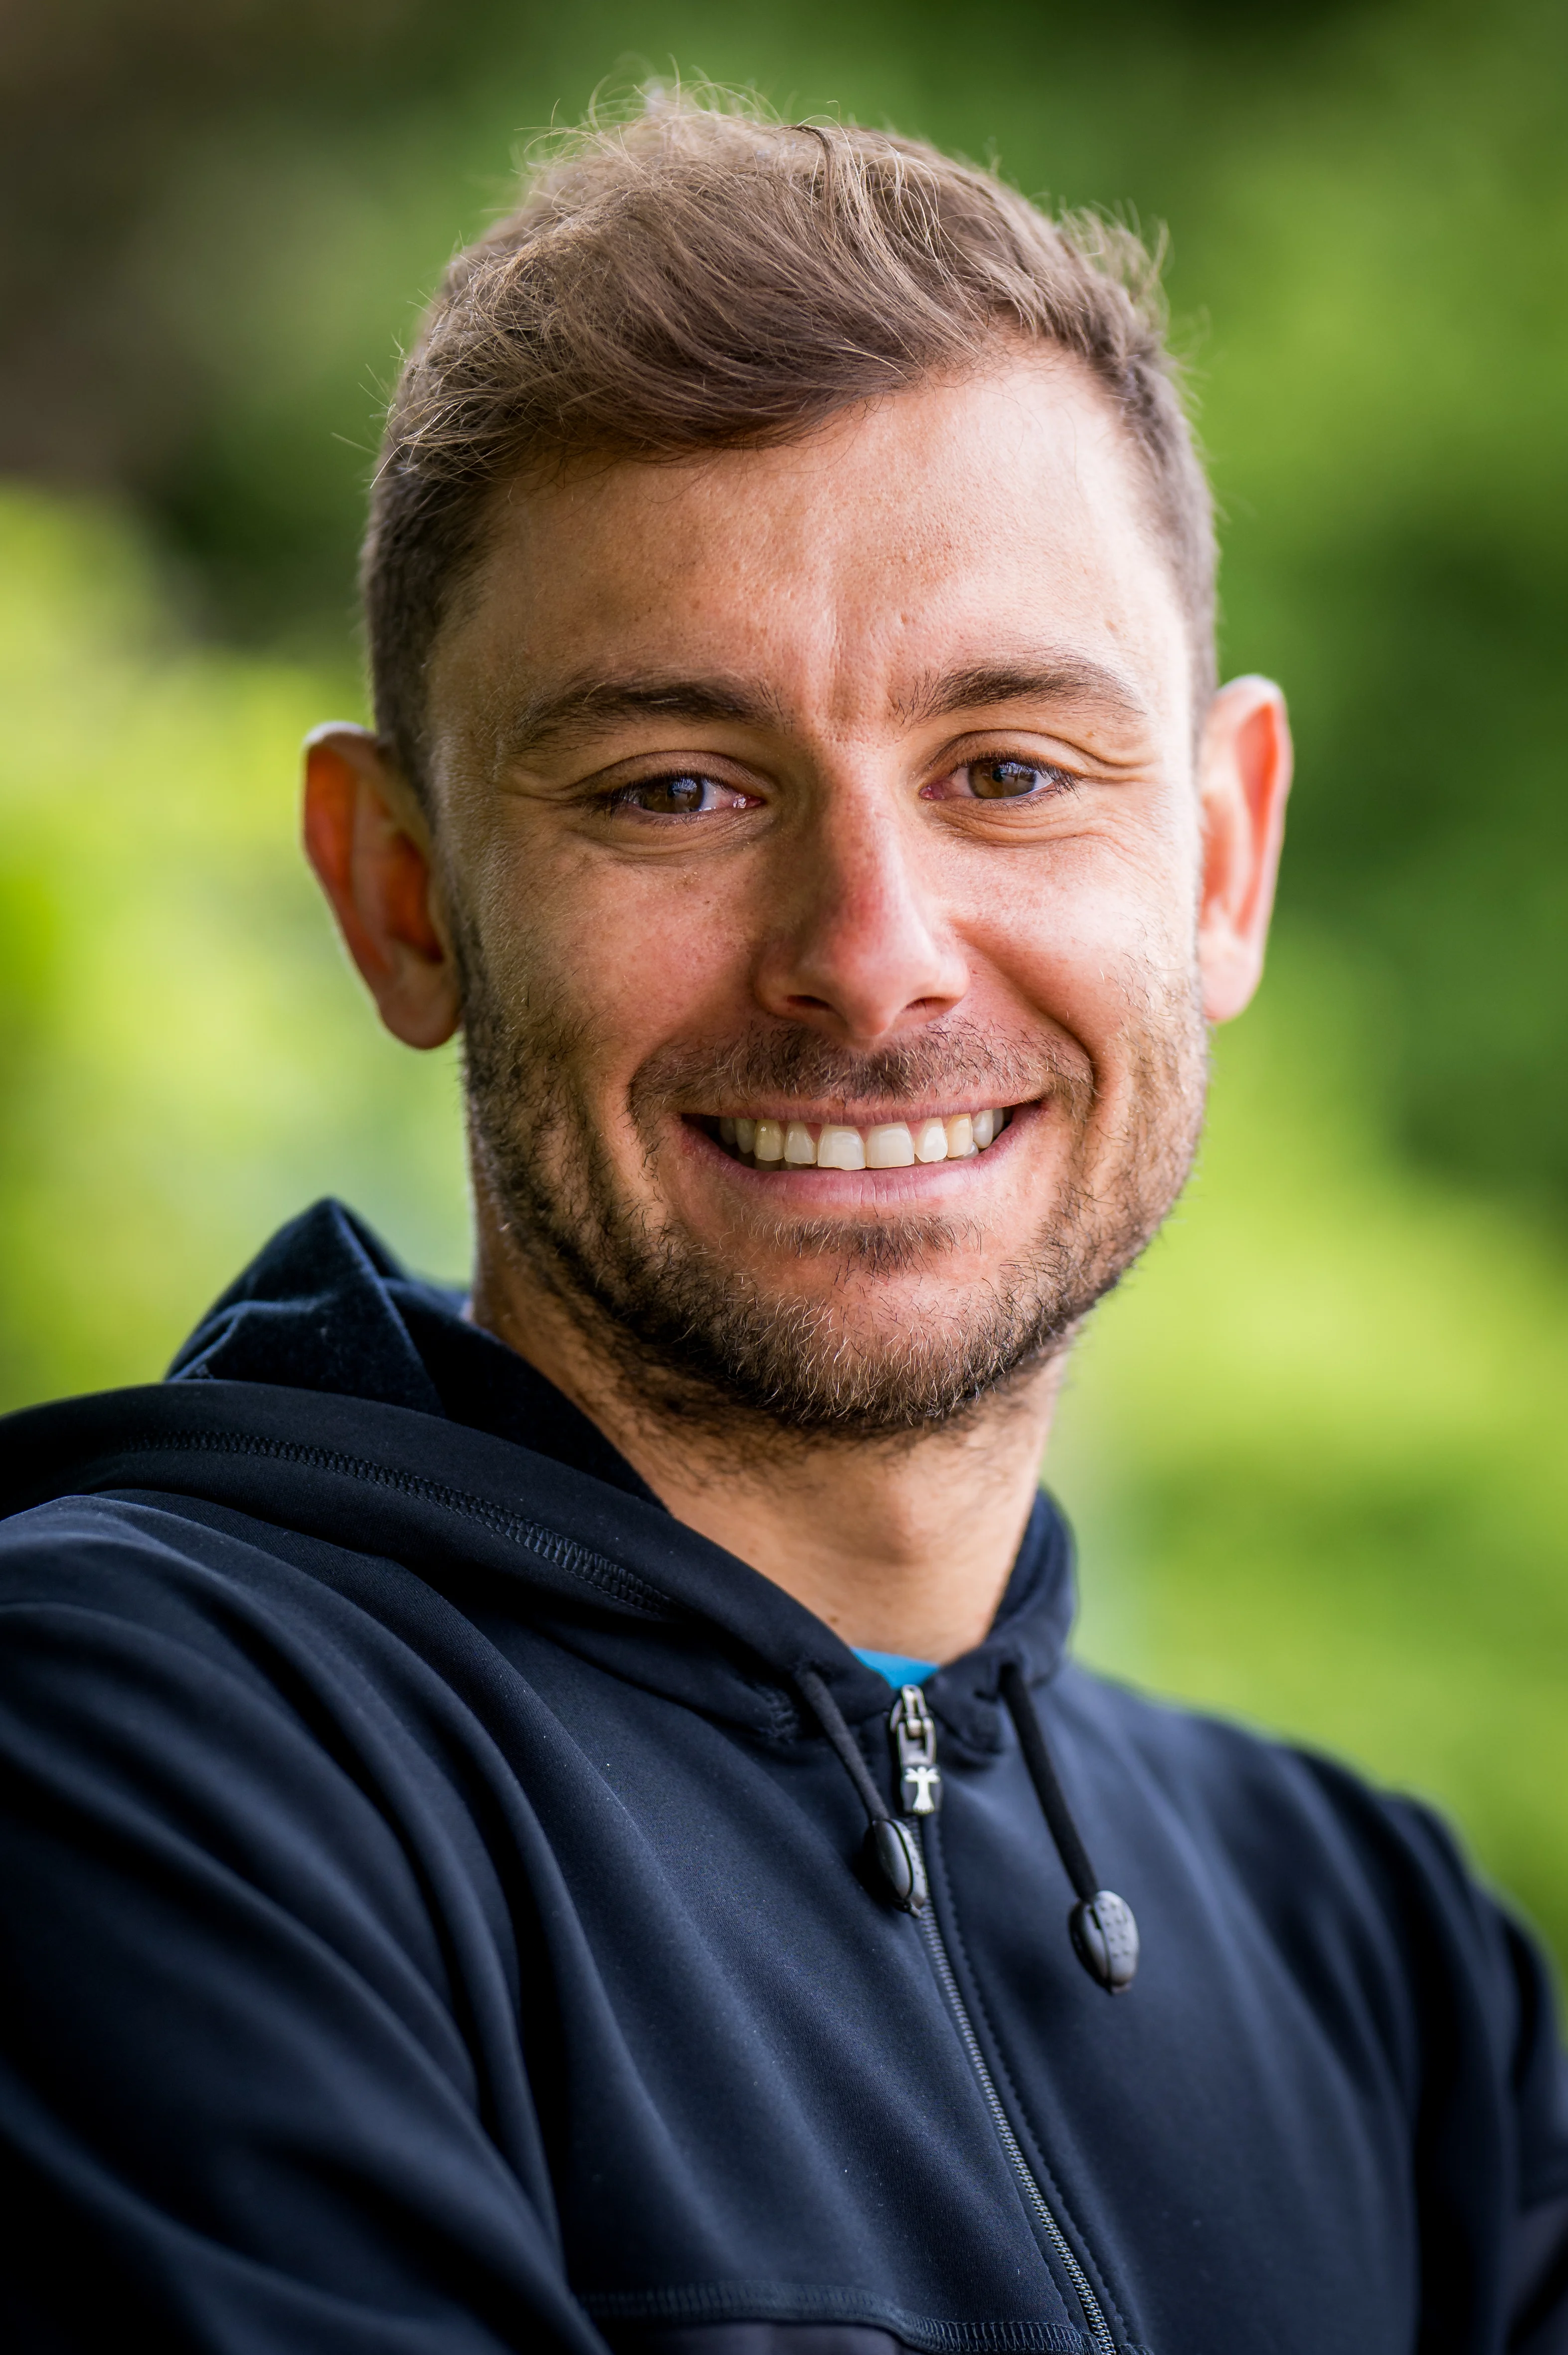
[0,490,468,1403]
[7,0,1567,1201]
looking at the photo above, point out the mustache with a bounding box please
[628,1017,1095,1120]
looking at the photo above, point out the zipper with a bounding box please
[889,1686,1119,2355]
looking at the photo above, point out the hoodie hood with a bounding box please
[0,1198,1080,1753]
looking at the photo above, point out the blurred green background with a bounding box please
[3,0,1567,1965]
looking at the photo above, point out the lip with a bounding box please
[677,1097,1039,1200]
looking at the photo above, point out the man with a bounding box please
[1,94,1564,2355]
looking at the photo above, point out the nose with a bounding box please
[752,784,970,1048]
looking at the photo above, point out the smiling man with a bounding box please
[1,96,1565,2355]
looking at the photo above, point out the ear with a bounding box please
[1196,675,1294,1024]
[301,724,462,1049]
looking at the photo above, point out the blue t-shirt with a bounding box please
[852,1648,937,1686]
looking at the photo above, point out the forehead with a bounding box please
[430,355,1193,758]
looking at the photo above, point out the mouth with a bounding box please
[700,1104,1018,1170]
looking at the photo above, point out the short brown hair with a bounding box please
[364,92,1216,794]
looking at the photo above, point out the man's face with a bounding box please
[426,356,1210,1437]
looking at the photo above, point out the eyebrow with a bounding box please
[498,651,1149,763]
[891,658,1150,728]
[499,673,792,761]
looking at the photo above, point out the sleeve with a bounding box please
[0,1575,609,2355]
[1501,1908,1568,2352]
[1509,2191,1568,2353]
[1380,1791,1568,2353]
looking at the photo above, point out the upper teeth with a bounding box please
[715,1108,1008,1168]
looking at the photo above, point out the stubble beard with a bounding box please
[457,922,1208,1447]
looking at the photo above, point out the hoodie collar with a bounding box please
[140,1199,1076,1746]
[168,1198,662,1507]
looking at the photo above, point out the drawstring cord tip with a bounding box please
[999,1659,1141,1995]
[868,1817,929,1914]
[796,1666,930,1915]
[1069,1890,1140,1995]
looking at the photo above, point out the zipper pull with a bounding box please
[889,1683,942,1816]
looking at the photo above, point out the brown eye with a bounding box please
[969,758,1058,800]
[619,773,714,815]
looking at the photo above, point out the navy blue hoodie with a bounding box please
[1,1200,1566,2355]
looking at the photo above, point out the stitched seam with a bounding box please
[580,2281,1082,2351]
[116,1429,674,1615]
[757,1680,800,1745]
[928,1824,1131,2349]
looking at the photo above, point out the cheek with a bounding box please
[975,831,1196,1052]
[474,835,754,1087]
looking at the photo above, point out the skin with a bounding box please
[304,354,1291,1664]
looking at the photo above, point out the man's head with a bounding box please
[360,100,1218,799]
[306,94,1290,1447]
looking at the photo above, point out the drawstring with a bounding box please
[997,1660,1098,1899]
[795,1666,928,1913]
[795,1660,1139,1994]
[998,1662,1139,1995]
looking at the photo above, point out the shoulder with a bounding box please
[1056,1655,1498,1944]
[1058,1656,1484,1908]
[0,1487,526,1969]
[0,1486,396,1744]
[1,1484,278,1584]
[0,1485,494,1815]
[1057,1658,1568,2204]
[0,1484,391,1673]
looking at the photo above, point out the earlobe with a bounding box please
[301,724,463,1050]
[1196,676,1293,1025]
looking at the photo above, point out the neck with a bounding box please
[468,1224,1065,1666]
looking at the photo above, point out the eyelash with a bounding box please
[926,756,1083,804]
[603,774,753,818]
